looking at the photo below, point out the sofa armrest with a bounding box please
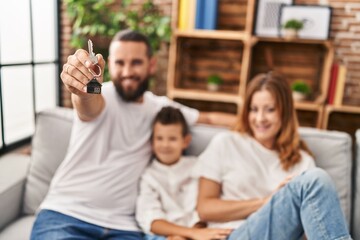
[0,153,30,231]
[353,130,360,239]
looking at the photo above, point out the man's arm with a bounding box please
[60,49,106,122]
[197,112,238,128]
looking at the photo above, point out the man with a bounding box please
[30,30,236,239]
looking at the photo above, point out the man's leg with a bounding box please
[229,168,351,240]
[105,229,145,240]
[142,234,166,240]
[30,209,102,240]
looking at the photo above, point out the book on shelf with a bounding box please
[178,0,196,30]
[195,0,218,30]
[188,0,196,30]
[333,64,347,106]
[195,0,204,29]
[327,63,338,105]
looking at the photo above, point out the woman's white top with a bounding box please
[136,156,199,234]
[193,131,315,229]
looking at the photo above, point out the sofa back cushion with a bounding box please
[23,108,352,228]
[189,125,352,226]
[23,107,74,214]
[299,127,352,226]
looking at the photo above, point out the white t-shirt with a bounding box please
[136,156,200,234]
[40,82,199,231]
[194,131,315,229]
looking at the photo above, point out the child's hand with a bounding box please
[167,236,187,240]
[190,228,233,240]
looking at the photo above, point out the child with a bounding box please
[136,106,231,240]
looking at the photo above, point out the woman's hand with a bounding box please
[275,174,295,191]
[264,174,295,204]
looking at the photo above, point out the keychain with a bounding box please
[87,39,102,94]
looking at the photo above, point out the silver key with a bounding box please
[88,39,98,64]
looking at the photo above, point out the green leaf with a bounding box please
[67,0,171,51]
[291,80,311,94]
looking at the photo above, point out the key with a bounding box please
[88,39,98,65]
[86,39,102,94]
[87,78,102,94]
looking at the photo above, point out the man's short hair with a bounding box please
[111,29,153,57]
[152,106,190,137]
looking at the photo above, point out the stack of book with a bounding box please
[178,0,219,30]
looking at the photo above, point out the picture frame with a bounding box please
[254,0,293,37]
[279,5,332,40]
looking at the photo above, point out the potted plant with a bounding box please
[291,80,311,101]
[207,74,223,91]
[282,19,304,39]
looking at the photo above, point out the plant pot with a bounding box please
[292,91,306,101]
[207,83,220,92]
[284,29,298,40]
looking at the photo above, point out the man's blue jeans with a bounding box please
[144,234,166,240]
[229,168,352,240]
[30,210,144,240]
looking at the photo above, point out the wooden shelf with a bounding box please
[321,105,360,140]
[250,40,334,105]
[322,105,360,129]
[294,102,324,128]
[175,30,248,41]
[294,101,323,111]
[325,105,360,114]
[168,0,344,130]
[252,36,332,48]
[168,89,241,105]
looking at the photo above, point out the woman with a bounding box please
[195,72,351,240]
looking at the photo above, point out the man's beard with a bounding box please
[113,76,150,102]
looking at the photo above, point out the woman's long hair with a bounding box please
[235,72,312,170]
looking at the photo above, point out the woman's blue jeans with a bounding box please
[30,210,144,240]
[229,168,352,240]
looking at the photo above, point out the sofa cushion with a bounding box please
[299,127,352,226]
[23,107,74,214]
[0,216,35,240]
[188,124,228,156]
[0,154,30,231]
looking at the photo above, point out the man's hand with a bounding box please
[60,49,105,96]
[61,49,106,121]
[198,112,237,128]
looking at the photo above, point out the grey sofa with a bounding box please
[0,107,358,239]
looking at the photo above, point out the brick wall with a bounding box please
[60,1,72,107]
[329,1,360,105]
[60,0,360,107]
